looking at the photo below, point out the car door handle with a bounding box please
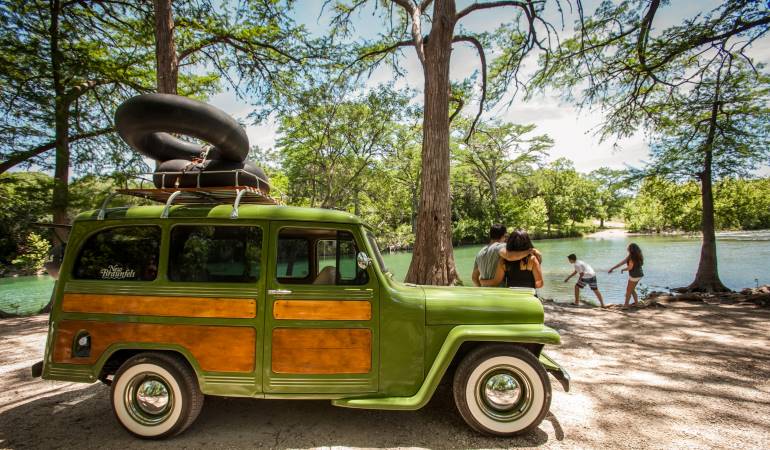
[268,289,293,295]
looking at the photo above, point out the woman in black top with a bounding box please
[609,243,644,307]
[481,230,543,289]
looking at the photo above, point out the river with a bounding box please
[380,230,770,305]
[2,230,769,314]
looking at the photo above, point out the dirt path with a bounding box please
[2,302,769,449]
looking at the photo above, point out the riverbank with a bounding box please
[542,284,770,309]
[2,301,769,449]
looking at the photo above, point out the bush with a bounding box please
[11,232,51,274]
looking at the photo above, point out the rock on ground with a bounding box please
[1,302,769,449]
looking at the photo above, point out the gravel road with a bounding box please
[1,301,769,449]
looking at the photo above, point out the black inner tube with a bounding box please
[152,159,270,193]
[115,94,249,162]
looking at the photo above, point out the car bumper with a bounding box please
[31,360,43,378]
[539,352,570,392]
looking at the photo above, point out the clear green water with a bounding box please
[380,231,770,305]
[0,275,56,315]
[2,231,769,314]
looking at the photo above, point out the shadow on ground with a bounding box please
[3,303,770,449]
[0,379,557,449]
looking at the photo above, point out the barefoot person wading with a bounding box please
[564,254,605,307]
[609,243,645,308]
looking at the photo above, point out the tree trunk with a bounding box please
[688,149,729,292]
[153,0,178,94]
[49,0,69,246]
[410,187,418,234]
[490,176,500,222]
[40,0,68,316]
[687,96,729,292]
[405,0,459,285]
[600,217,605,228]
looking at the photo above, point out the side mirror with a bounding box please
[356,251,372,270]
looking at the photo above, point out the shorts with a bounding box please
[576,276,598,290]
[628,276,643,282]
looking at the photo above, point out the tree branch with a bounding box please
[635,0,671,86]
[390,0,415,14]
[178,35,226,61]
[353,40,415,65]
[456,1,529,22]
[179,33,302,63]
[0,127,114,175]
[390,0,426,65]
[453,35,487,142]
[449,95,464,124]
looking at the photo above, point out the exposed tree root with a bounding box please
[647,285,770,307]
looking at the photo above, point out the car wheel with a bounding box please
[111,352,203,439]
[453,345,551,436]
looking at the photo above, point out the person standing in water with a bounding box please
[564,254,605,307]
[609,243,644,307]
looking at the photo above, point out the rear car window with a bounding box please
[73,226,160,281]
[168,225,262,283]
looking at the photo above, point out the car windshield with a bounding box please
[365,231,389,275]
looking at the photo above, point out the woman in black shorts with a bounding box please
[609,243,644,307]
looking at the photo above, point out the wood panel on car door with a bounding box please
[263,221,378,394]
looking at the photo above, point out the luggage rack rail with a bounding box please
[97,170,287,220]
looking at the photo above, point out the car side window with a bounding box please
[276,237,310,280]
[73,226,160,281]
[277,227,367,286]
[169,225,262,283]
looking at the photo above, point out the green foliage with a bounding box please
[589,167,631,226]
[530,159,590,232]
[643,62,770,182]
[453,120,552,223]
[0,173,53,265]
[624,177,770,233]
[0,0,309,174]
[276,81,412,209]
[68,175,152,213]
[715,178,770,230]
[11,232,51,274]
[0,0,157,175]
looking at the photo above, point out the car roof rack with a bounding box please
[96,170,286,220]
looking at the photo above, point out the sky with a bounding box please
[209,0,769,175]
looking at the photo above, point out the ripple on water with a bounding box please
[0,275,55,315]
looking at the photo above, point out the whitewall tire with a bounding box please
[453,345,551,436]
[111,353,203,439]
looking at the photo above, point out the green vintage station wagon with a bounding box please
[34,187,569,439]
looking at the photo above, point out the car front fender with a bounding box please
[332,324,561,410]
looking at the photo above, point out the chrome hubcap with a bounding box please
[125,373,174,426]
[484,373,521,410]
[475,365,534,422]
[136,379,170,414]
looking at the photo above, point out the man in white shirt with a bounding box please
[564,254,605,307]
